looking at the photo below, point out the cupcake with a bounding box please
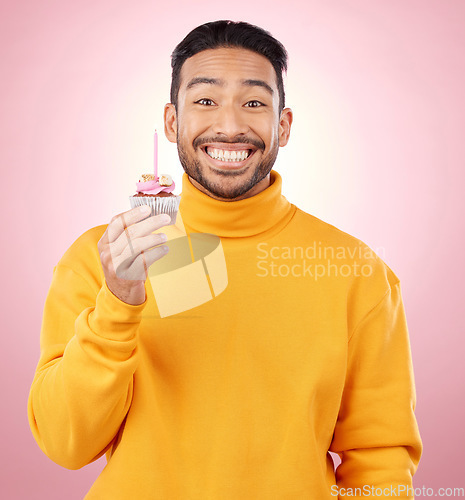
[129,173,181,224]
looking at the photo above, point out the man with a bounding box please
[28,20,422,499]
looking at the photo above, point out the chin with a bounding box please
[206,163,250,177]
[207,175,264,200]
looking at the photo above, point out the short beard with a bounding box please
[177,140,279,200]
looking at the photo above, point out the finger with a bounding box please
[110,232,167,279]
[117,232,168,265]
[111,213,171,257]
[107,206,153,244]
[115,245,169,281]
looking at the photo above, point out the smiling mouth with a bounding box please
[201,146,256,166]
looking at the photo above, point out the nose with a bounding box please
[212,104,249,138]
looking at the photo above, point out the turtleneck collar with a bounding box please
[178,170,295,238]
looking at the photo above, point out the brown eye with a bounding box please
[245,101,264,108]
[195,99,215,106]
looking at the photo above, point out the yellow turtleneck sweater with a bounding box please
[28,170,422,499]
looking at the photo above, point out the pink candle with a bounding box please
[154,129,158,180]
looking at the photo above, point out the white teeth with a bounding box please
[206,147,251,162]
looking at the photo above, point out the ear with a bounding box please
[278,108,293,147]
[164,103,177,143]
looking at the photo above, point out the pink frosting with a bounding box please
[136,179,176,195]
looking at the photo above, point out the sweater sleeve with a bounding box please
[27,262,147,470]
[329,280,422,499]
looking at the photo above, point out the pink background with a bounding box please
[1,0,464,497]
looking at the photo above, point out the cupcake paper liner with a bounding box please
[129,195,181,225]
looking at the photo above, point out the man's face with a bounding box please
[164,47,293,201]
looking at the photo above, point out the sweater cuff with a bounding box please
[87,279,147,341]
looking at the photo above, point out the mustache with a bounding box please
[193,135,265,151]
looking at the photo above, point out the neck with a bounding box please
[178,169,295,238]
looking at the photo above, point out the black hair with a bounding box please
[170,20,288,113]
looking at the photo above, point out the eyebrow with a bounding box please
[185,77,274,96]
